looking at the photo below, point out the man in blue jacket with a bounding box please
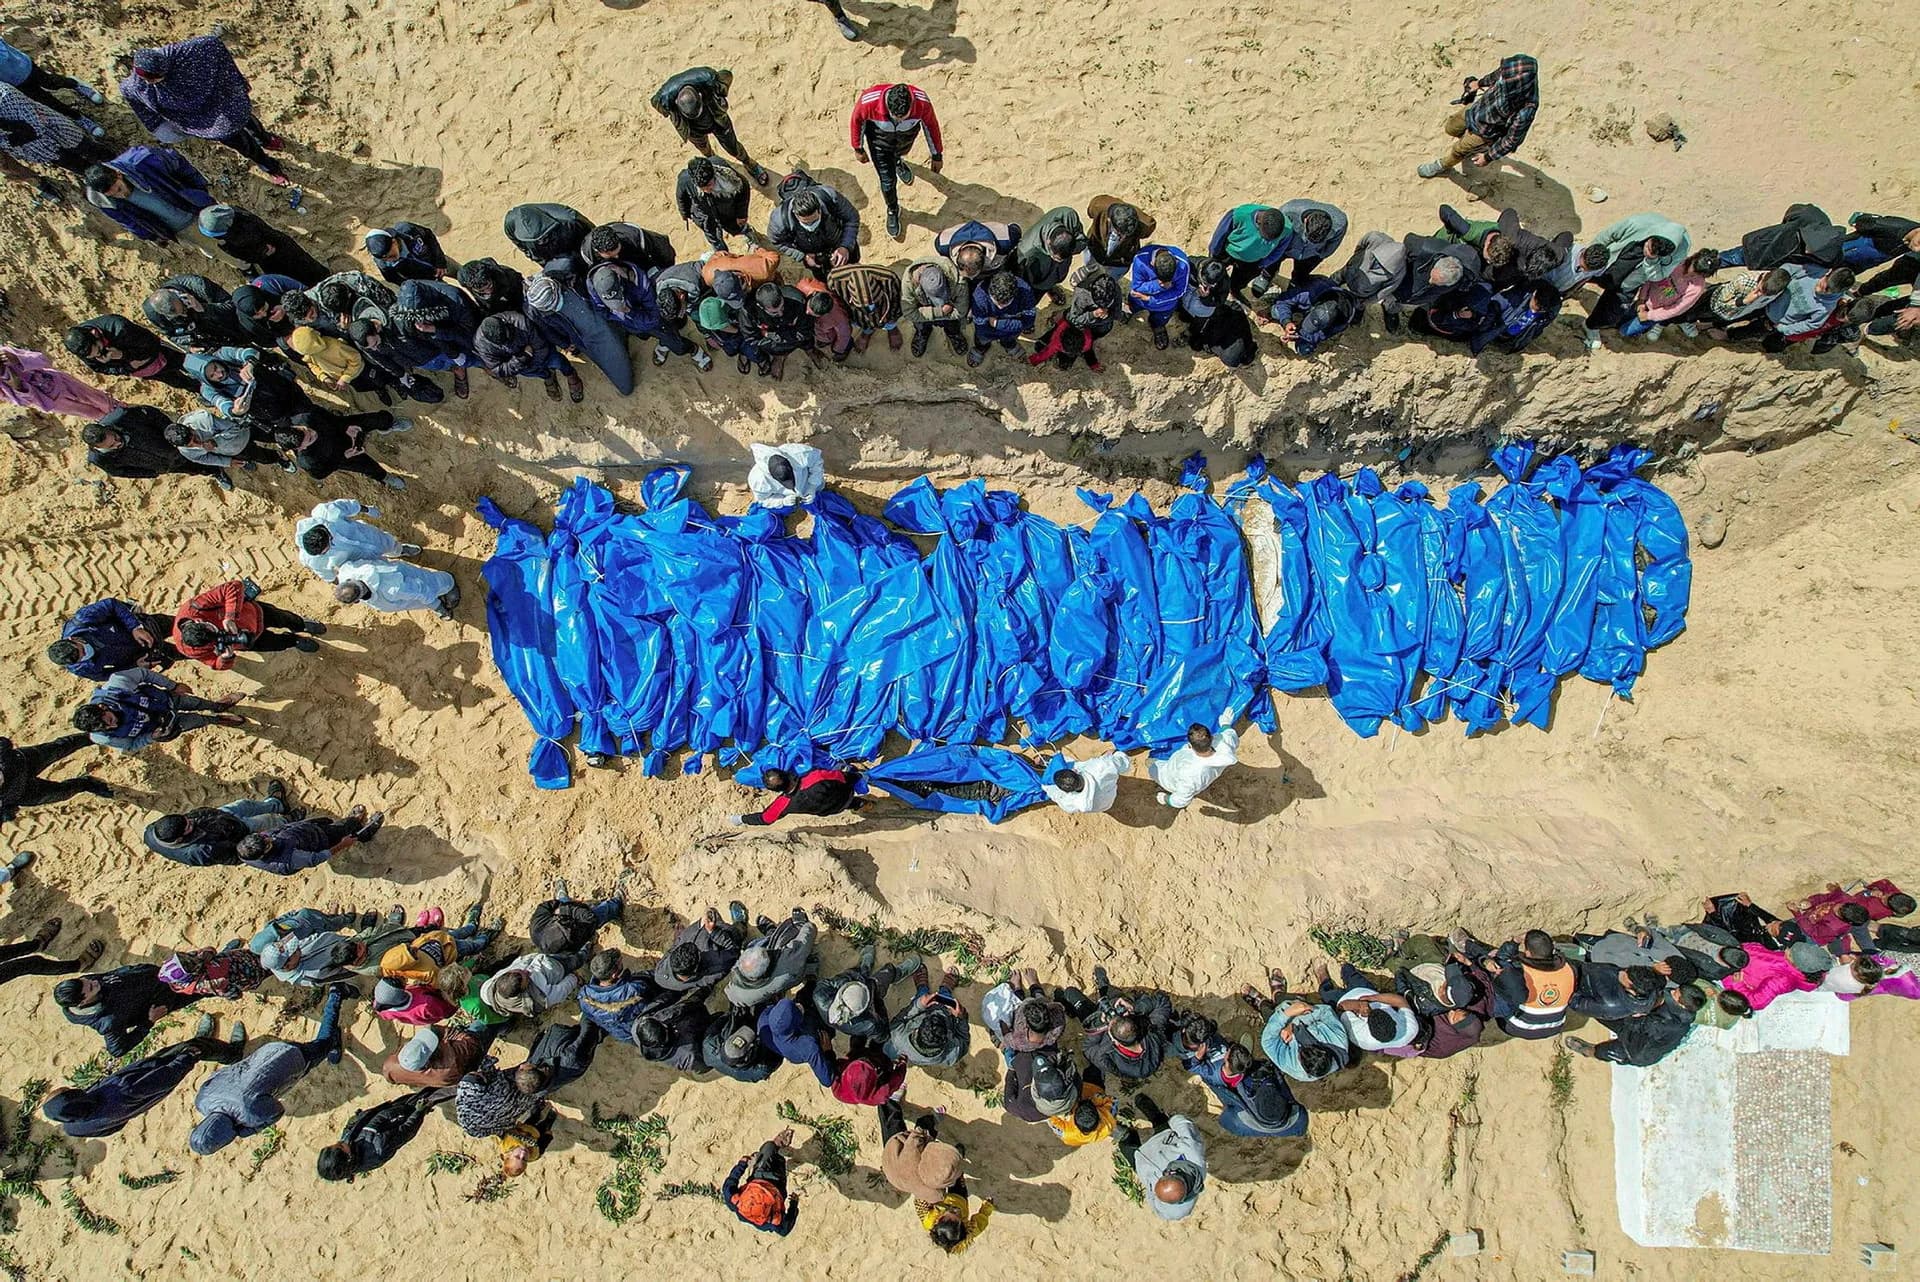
[82,145,211,244]
[71,668,245,753]
[46,597,178,680]
[757,994,837,1087]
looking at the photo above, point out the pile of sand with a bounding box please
[0,0,1914,1277]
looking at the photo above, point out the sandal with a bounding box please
[75,939,104,969]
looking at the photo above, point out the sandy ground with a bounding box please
[0,0,1916,1277]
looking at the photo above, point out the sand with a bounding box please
[0,0,1916,1276]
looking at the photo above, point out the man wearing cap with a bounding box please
[188,984,352,1154]
[703,1008,783,1082]
[723,909,818,1008]
[651,67,773,187]
[654,904,745,1000]
[1041,749,1131,816]
[198,204,329,286]
[813,944,910,1042]
[1118,1094,1207,1221]
[364,221,449,284]
[382,1023,496,1088]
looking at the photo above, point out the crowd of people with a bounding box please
[0,20,1914,1252]
[0,37,1914,489]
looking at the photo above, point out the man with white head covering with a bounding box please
[296,498,419,582]
[723,908,817,1008]
[812,944,910,1042]
[1042,749,1132,815]
[1314,960,1421,1056]
[334,561,460,619]
[747,442,824,509]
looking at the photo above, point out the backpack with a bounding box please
[732,1177,786,1227]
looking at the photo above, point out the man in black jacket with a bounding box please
[43,1016,245,1138]
[142,274,245,350]
[81,410,226,484]
[65,315,199,393]
[198,204,330,285]
[1061,967,1175,1082]
[1383,235,1483,332]
[316,1086,441,1181]
[143,781,292,866]
[55,963,200,1055]
[766,179,861,279]
[1565,984,1703,1067]
[675,156,755,253]
[651,67,773,186]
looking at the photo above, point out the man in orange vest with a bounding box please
[723,1126,799,1235]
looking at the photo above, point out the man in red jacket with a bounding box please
[850,83,944,241]
[170,578,327,670]
[727,766,866,827]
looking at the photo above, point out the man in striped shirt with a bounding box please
[827,262,905,352]
[850,83,944,241]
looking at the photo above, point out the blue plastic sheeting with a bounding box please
[865,745,1045,823]
[479,441,1689,805]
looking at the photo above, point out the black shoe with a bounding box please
[300,619,327,636]
[886,209,902,240]
[1054,352,1074,370]
[946,327,967,355]
[910,328,930,357]
[736,354,752,375]
[1152,327,1170,350]
[1092,965,1111,994]
[292,637,319,652]
[755,914,776,935]
[354,812,386,843]
[266,778,288,802]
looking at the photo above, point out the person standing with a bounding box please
[850,83,944,241]
[1126,246,1192,350]
[767,177,862,279]
[54,962,201,1056]
[969,270,1037,366]
[675,156,755,253]
[1149,719,1240,809]
[475,310,584,403]
[651,68,773,186]
[81,147,212,244]
[722,1128,801,1235]
[42,1017,242,1138]
[235,809,385,875]
[364,222,450,284]
[1013,208,1089,299]
[316,1087,441,1181]
[1117,1094,1207,1221]
[1206,204,1294,296]
[1042,750,1131,815]
[72,667,244,753]
[1418,53,1539,178]
[121,32,291,184]
[142,781,292,867]
[47,597,176,681]
[827,261,906,352]
[65,316,200,394]
[0,38,104,124]
[0,734,111,822]
[189,986,353,1154]
[143,275,246,351]
[881,1102,993,1253]
[904,257,969,358]
[0,346,118,420]
[80,409,229,485]
[163,409,284,474]
[170,578,327,670]
[197,205,330,287]
[334,561,460,619]
[0,83,107,179]
[297,499,420,582]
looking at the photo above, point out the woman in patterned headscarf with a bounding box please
[120,33,288,184]
[0,83,106,177]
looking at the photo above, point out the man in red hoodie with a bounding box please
[850,83,944,241]
[170,578,327,670]
[727,766,865,827]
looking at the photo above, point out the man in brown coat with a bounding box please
[381,1026,492,1089]
[1085,195,1156,277]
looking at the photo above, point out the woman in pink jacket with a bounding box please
[0,346,120,418]
[1621,249,1721,341]
[1721,942,1821,1011]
